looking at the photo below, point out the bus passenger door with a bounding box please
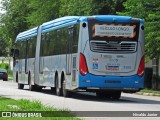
[66,27,73,75]
[20,40,28,84]
[25,40,29,74]
[39,33,44,85]
[24,40,29,83]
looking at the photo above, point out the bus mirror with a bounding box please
[14,49,19,58]
[10,49,14,56]
[10,49,19,58]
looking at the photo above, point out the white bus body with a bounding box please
[12,15,144,99]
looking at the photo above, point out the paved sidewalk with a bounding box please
[136,92,160,97]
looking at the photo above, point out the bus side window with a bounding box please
[67,26,74,54]
[67,25,79,54]
[40,33,45,57]
[72,25,78,53]
[14,49,19,58]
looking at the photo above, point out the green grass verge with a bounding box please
[0,96,80,120]
[140,89,160,94]
[8,75,13,80]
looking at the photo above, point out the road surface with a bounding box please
[0,80,160,120]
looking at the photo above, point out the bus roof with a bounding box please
[41,16,80,33]
[16,27,38,41]
[16,15,143,41]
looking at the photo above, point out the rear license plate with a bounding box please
[106,66,119,71]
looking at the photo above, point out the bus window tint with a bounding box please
[40,25,79,56]
[17,40,26,59]
[72,25,79,53]
[28,37,36,58]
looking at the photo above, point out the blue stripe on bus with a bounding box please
[79,17,88,22]
[140,19,144,24]
[16,33,37,40]
[42,20,78,33]
[78,73,144,89]
[42,16,80,31]
[16,15,142,41]
[16,27,38,41]
[93,15,132,23]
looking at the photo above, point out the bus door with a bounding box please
[25,40,29,74]
[66,26,77,86]
[24,40,29,83]
[20,40,28,83]
[39,33,45,85]
[66,27,73,75]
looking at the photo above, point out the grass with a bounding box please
[140,89,160,94]
[8,75,13,80]
[0,96,80,120]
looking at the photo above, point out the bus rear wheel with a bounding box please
[96,91,106,98]
[111,91,121,100]
[62,80,72,97]
[55,76,62,96]
[28,74,36,91]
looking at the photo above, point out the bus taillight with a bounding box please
[79,53,88,76]
[137,55,145,77]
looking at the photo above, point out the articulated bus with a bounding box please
[12,15,144,99]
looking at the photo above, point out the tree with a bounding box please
[118,0,160,59]
[27,0,60,27]
[0,0,126,57]
[0,0,31,54]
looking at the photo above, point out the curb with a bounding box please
[136,92,160,97]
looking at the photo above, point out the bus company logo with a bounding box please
[93,58,98,62]
[2,112,12,117]
[109,58,118,63]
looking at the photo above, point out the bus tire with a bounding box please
[111,91,121,100]
[36,86,42,92]
[51,87,56,91]
[62,80,72,97]
[16,72,18,83]
[55,76,62,96]
[16,73,24,89]
[18,83,24,89]
[28,74,36,91]
[96,91,105,98]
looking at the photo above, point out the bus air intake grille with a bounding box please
[90,41,137,53]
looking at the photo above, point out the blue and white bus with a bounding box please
[12,15,144,99]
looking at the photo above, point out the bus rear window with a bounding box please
[88,19,140,41]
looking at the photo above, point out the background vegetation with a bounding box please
[0,96,79,119]
[0,62,12,75]
[0,0,159,59]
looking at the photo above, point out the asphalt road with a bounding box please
[0,80,160,120]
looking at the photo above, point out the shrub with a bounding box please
[0,63,12,75]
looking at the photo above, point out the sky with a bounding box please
[0,0,6,14]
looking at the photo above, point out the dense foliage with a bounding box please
[0,0,126,56]
[118,0,160,59]
[0,0,159,59]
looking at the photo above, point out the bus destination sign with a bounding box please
[95,25,134,37]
